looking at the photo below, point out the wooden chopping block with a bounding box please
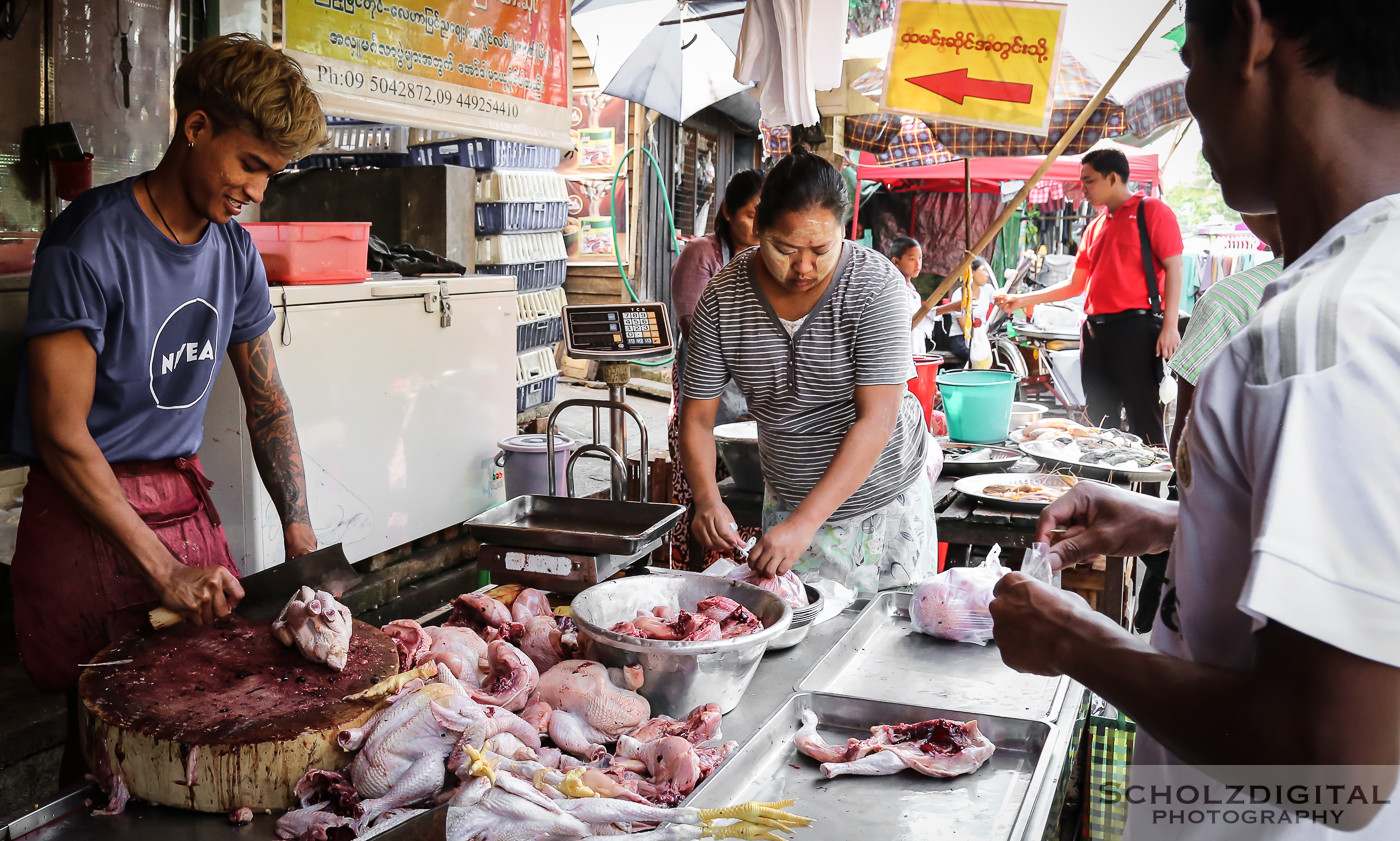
[79,617,398,813]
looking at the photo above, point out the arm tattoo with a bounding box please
[243,332,312,529]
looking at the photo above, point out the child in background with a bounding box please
[888,237,938,355]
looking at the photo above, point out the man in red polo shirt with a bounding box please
[999,149,1184,445]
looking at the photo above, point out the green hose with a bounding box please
[609,145,679,367]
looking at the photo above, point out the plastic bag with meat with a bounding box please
[909,546,1005,645]
[910,543,1057,645]
[702,556,809,610]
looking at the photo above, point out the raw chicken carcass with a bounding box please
[272,586,354,671]
[794,709,996,779]
[382,619,433,671]
[534,660,651,759]
[88,733,131,817]
[609,606,729,642]
[274,802,356,841]
[420,624,490,680]
[419,625,540,711]
[445,758,812,841]
[339,669,491,823]
[630,703,723,745]
[446,593,521,642]
[462,639,539,712]
[695,596,763,639]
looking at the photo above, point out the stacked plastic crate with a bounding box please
[409,137,570,415]
[293,119,411,170]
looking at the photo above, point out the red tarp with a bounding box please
[855,150,1161,193]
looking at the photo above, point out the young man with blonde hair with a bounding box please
[8,33,327,780]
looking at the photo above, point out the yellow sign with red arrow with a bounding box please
[882,0,1067,135]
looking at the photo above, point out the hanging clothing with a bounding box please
[909,192,1003,277]
[734,0,845,127]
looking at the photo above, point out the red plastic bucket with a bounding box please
[908,354,944,429]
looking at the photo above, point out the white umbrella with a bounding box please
[572,0,751,122]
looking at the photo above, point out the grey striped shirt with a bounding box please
[684,242,927,520]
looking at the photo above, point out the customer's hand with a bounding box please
[747,518,816,578]
[990,572,1121,676]
[1035,482,1178,570]
[692,501,744,553]
[995,293,1023,314]
[1157,323,1181,359]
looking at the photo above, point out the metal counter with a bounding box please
[3,602,1085,841]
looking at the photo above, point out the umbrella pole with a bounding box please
[911,0,1177,328]
[962,156,973,334]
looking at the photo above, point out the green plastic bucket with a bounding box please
[936,370,1019,443]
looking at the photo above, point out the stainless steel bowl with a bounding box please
[570,571,792,717]
[1009,402,1048,429]
[713,422,764,493]
[766,585,823,651]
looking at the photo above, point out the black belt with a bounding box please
[1085,309,1159,326]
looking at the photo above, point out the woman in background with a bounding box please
[667,169,765,571]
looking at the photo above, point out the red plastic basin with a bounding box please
[242,222,371,285]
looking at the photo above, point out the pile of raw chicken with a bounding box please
[275,586,803,841]
[609,596,762,642]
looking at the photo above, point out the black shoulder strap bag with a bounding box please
[1136,197,1163,320]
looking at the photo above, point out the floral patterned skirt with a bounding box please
[761,463,940,597]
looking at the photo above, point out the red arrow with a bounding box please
[906,68,1034,105]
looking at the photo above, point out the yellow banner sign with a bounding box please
[882,0,1067,135]
[283,0,571,147]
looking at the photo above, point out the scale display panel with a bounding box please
[563,303,674,360]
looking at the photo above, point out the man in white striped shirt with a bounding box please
[989,1,1400,837]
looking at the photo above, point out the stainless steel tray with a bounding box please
[465,495,684,554]
[685,692,1056,841]
[796,592,1069,721]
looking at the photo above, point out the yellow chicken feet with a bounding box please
[343,661,438,702]
[559,768,601,799]
[699,800,812,831]
[701,821,787,841]
[460,744,499,785]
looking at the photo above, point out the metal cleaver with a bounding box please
[148,543,363,629]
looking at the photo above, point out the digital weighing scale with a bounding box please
[469,303,684,592]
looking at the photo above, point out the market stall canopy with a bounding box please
[572,0,751,122]
[843,0,1189,157]
[855,149,1160,192]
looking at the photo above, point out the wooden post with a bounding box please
[911,0,1177,329]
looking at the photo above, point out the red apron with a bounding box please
[10,456,240,693]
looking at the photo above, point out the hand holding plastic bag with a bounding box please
[703,547,810,610]
[910,544,1058,645]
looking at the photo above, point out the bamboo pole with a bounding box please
[911,0,1177,328]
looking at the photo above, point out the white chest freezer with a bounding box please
[199,275,516,574]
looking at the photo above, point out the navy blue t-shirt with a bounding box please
[11,175,276,464]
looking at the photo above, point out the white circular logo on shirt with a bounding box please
[148,298,221,410]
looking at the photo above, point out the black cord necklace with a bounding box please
[143,176,180,245]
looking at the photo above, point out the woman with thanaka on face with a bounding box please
[666,169,764,570]
[679,147,939,594]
